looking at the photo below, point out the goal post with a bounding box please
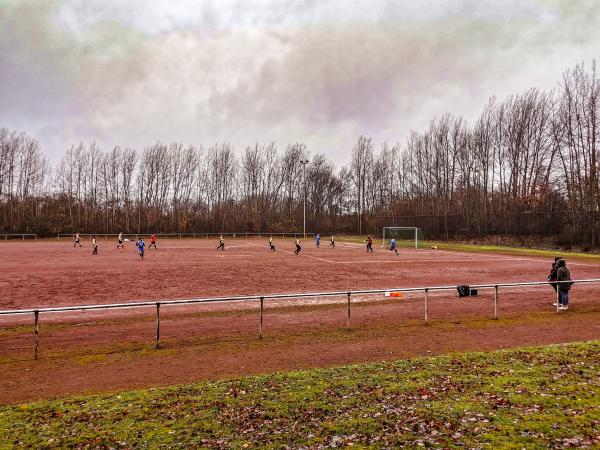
[382,227,421,249]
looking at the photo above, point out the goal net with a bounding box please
[382,227,422,249]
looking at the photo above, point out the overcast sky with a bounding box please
[1,0,599,164]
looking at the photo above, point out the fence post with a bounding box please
[259,297,264,338]
[155,303,161,349]
[346,292,351,330]
[556,286,560,314]
[34,310,40,360]
[494,285,498,320]
[424,288,429,325]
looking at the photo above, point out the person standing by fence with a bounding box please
[73,233,81,247]
[92,236,98,255]
[548,256,561,292]
[555,259,573,310]
[366,235,373,252]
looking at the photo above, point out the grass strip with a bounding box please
[1,341,599,448]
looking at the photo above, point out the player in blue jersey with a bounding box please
[388,238,398,255]
[136,238,145,259]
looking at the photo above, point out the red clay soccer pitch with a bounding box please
[0,237,598,317]
[1,237,600,403]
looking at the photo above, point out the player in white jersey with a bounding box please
[294,237,302,255]
[269,236,276,252]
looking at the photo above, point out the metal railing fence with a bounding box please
[0,234,37,240]
[1,279,597,360]
[57,232,314,240]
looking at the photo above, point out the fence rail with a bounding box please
[57,232,314,240]
[0,233,37,240]
[1,279,597,360]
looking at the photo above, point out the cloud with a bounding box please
[1,0,599,164]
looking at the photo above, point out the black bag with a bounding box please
[457,285,470,298]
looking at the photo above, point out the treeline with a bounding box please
[0,62,599,246]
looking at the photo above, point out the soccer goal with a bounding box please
[382,227,421,249]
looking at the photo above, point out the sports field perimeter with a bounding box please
[0,237,599,403]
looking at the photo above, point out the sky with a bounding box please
[1,0,599,164]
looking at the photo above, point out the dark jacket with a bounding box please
[548,264,558,281]
[556,260,573,291]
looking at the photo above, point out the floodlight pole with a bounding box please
[300,159,309,238]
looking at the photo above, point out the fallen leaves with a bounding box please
[1,341,599,448]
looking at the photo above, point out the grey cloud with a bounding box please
[1,0,599,164]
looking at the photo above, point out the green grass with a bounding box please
[1,341,599,448]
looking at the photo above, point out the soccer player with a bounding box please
[389,238,399,255]
[366,235,373,252]
[92,236,98,255]
[217,234,225,251]
[136,237,145,259]
[330,235,335,248]
[73,232,81,247]
[149,234,157,249]
[315,233,320,247]
[117,232,124,249]
[294,236,302,255]
[269,235,276,252]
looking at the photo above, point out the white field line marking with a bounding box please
[338,242,600,268]
[255,242,499,263]
[194,240,600,268]
[245,242,339,263]
[329,259,512,264]
[430,248,600,268]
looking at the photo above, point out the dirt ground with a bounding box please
[1,237,599,404]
